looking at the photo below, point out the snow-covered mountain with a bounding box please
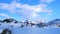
[0,18,60,34]
[0,18,60,28]
[48,19,60,27]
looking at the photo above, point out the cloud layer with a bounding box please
[0,0,54,20]
[41,0,54,3]
[0,13,12,18]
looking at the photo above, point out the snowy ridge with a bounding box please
[0,18,60,34]
[0,18,60,28]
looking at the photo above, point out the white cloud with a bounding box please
[0,1,17,13]
[0,13,12,18]
[41,0,54,3]
[0,0,54,20]
[30,12,38,19]
[0,3,9,9]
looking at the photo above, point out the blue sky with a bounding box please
[0,0,60,22]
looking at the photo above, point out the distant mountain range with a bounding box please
[48,19,60,26]
[0,18,60,28]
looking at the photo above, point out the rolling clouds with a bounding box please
[0,13,12,18]
[0,0,54,20]
[41,0,54,3]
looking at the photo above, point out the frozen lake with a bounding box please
[11,27,60,34]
